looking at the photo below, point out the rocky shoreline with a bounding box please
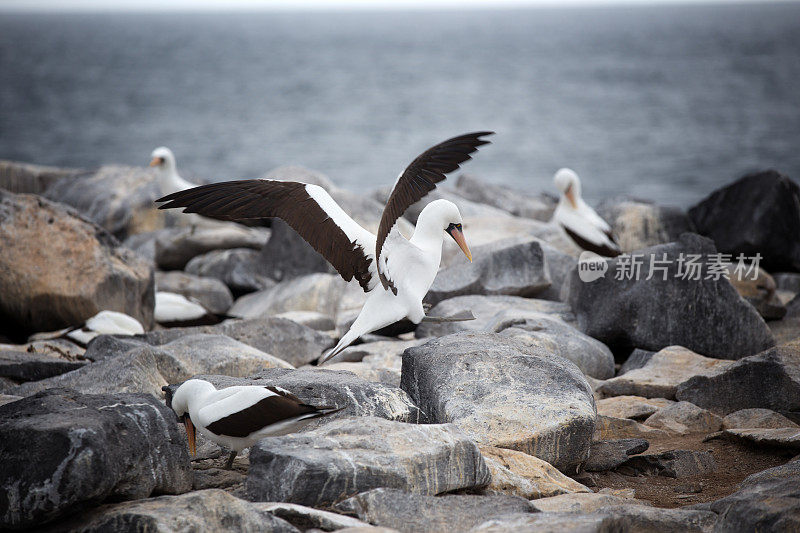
[1,159,799,532]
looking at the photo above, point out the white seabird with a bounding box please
[154,291,224,327]
[30,310,145,346]
[157,131,493,362]
[552,168,621,257]
[169,378,342,468]
[150,146,196,196]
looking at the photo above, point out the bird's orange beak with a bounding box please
[149,156,163,167]
[183,416,196,457]
[565,184,577,209]
[447,225,472,262]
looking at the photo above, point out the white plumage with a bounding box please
[154,291,210,324]
[150,146,196,196]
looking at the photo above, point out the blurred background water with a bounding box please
[1,3,799,206]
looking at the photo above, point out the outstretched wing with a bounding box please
[376,131,493,293]
[158,180,378,291]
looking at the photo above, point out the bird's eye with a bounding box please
[446,223,457,232]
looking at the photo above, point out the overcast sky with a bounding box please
[1,0,792,11]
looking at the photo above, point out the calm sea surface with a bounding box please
[1,4,799,206]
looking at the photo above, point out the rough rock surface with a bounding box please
[469,512,623,533]
[0,350,86,382]
[594,415,670,441]
[479,446,590,499]
[254,502,372,531]
[0,159,83,195]
[257,219,334,281]
[0,191,154,337]
[455,173,556,220]
[530,492,650,513]
[425,239,550,306]
[0,389,192,529]
[688,169,800,272]
[185,248,275,294]
[230,272,346,321]
[154,271,233,315]
[675,340,800,415]
[722,408,800,429]
[723,427,800,450]
[643,401,723,434]
[567,233,775,357]
[335,488,533,533]
[620,450,717,478]
[597,346,734,400]
[155,224,268,270]
[597,199,695,252]
[596,396,675,420]
[584,439,650,472]
[246,417,490,506]
[142,317,334,367]
[401,332,596,471]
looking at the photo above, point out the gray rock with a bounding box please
[46,489,299,533]
[401,332,596,472]
[596,396,675,421]
[255,502,372,531]
[496,314,615,379]
[274,310,336,331]
[469,512,622,533]
[594,415,670,441]
[643,402,723,435]
[154,271,233,315]
[774,272,800,294]
[425,239,550,307]
[584,439,650,472]
[0,159,83,195]
[335,488,533,533]
[723,427,800,450]
[688,169,800,273]
[155,224,268,270]
[707,458,800,532]
[621,450,717,478]
[567,233,775,358]
[0,389,192,530]
[415,295,574,339]
[246,417,489,506]
[0,191,154,337]
[597,346,735,400]
[531,492,650,513]
[619,349,656,374]
[231,273,346,321]
[192,468,246,491]
[0,394,21,406]
[675,340,800,415]
[142,317,334,367]
[325,338,425,364]
[722,408,800,429]
[0,350,86,381]
[455,173,556,221]
[257,219,335,281]
[597,199,695,253]
[595,505,717,533]
[185,248,275,294]
[539,240,579,302]
[9,345,167,398]
[167,369,422,423]
[42,164,163,239]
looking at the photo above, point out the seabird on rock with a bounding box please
[154,291,227,327]
[150,147,196,196]
[552,168,621,257]
[157,131,493,362]
[169,378,342,469]
[30,310,145,346]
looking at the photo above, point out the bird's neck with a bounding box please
[410,211,445,258]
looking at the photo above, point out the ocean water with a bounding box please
[1,4,799,207]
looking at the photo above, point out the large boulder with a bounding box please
[567,233,775,358]
[688,170,800,273]
[0,160,83,195]
[597,199,695,252]
[455,173,556,221]
[479,446,590,499]
[154,271,233,315]
[185,248,275,295]
[43,164,163,239]
[401,332,596,471]
[246,417,490,507]
[425,239,550,307]
[675,340,800,415]
[0,389,192,530]
[257,219,336,282]
[230,273,347,321]
[0,349,86,382]
[154,224,268,270]
[0,191,154,338]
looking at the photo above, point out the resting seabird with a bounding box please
[30,310,145,346]
[552,168,621,257]
[150,147,196,196]
[170,378,342,469]
[157,131,493,362]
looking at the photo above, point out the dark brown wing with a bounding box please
[376,132,493,293]
[157,180,376,291]
[563,225,622,258]
[205,394,319,438]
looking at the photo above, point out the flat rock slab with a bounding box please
[185,247,275,294]
[585,439,650,472]
[621,450,717,478]
[0,389,192,530]
[597,346,734,400]
[643,401,723,435]
[479,446,590,499]
[676,340,800,415]
[722,408,800,429]
[230,273,346,321]
[337,488,532,533]
[596,396,675,420]
[566,232,775,358]
[154,224,268,270]
[531,492,650,513]
[0,349,86,381]
[723,428,800,450]
[469,512,622,533]
[46,489,299,533]
[246,417,490,507]
[155,271,233,315]
[254,502,372,531]
[415,295,574,338]
[593,505,717,533]
[594,415,670,441]
[141,317,334,367]
[401,332,596,472]
[166,369,422,423]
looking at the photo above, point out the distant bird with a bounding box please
[157,132,493,362]
[552,168,621,257]
[154,291,226,327]
[169,378,342,469]
[30,310,145,346]
[150,147,196,196]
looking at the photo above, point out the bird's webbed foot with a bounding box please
[420,310,476,323]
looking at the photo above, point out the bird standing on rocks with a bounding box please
[169,379,342,469]
[552,168,621,257]
[150,147,196,196]
[157,131,493,362]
